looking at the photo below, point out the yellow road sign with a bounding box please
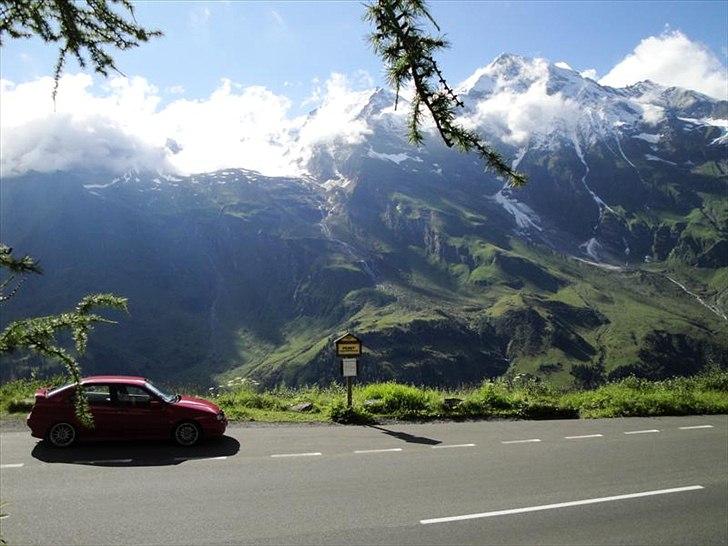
[334,333,362,357]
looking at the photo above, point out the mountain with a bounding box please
[2,54,727,387]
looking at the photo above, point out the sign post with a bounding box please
[334,333,362,408]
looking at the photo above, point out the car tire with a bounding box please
[173,421,201,446]
[48,422,77,448]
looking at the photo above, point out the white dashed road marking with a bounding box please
[354,448,403,454]
[0,463,24,469]
[679,425,714,430]
[270,452,322,458]
[501,439,541,444]
[624,429,660,435]
[432,444,476,449]
[565,434,604,439]
[420,485,705,525]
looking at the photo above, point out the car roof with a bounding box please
[82,375,147,385]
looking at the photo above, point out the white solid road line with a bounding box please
[624,429,660,435]
[0,463,24,469]
[501,439,541,444]
[354,448,403,454]
[420,485,705,525]
[679,425,714,430]
[565,434,604,439]
[432,444,476,449]
[270,452,322,458]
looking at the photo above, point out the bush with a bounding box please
[0,375,65,414]
[561,373,728,418]
[7,398,34,413]
[458,381,521,417]
[359,383,440,415]
[328,399,374,424]
[215,387,288,419]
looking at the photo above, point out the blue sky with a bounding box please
[2,1,726,109]
[1,1,726,178]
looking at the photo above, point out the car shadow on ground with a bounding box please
[367,425,441,445]
[31,435,240,467]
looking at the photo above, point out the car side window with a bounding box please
[82,385,112,406]
[115,385,153,406]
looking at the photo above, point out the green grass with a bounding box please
[2,371,726,423]
[0,375,65,414]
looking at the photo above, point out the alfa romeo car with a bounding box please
[27,376,227,447]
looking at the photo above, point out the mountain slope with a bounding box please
[1,53,726,387]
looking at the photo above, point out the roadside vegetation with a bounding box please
[1,371,726,424]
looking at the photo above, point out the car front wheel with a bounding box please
[173,421,201,446]
[48,422,76,447]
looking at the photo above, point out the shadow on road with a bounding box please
[367,425,441,445]
[31,435,240,467]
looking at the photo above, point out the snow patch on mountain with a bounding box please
[571,134,614,214]
[83,180,119,190]
[580,237,603,261]
[645,154,676,165]
[491,189,543,231]
[367,149,423,165]
[634,132,660,143]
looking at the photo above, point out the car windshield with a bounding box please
[145,381,178,403]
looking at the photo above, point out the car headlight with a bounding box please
[216,412,225,421]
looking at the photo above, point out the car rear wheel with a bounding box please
[48,422,76,447]
[173,421,201,446]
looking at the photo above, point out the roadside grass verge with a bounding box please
[1,371,726,423]
[0,375,65,414]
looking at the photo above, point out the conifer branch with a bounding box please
[366,0,526,187]
[0,294,128,428]
[0,0,162,100]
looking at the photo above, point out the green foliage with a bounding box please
[561,373,728,417]
[0,294,128,427]
[0,375,64,413]
[365,0,526,187]
[0,244,41,274]
[360,382,440,415]
[0,244,42,304]
[214,387,289,419]
[2,373,726,422]
[0,0,162,99]
[328,399,375,424]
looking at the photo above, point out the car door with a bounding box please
[80,384,122,440]
[113,384,170,438]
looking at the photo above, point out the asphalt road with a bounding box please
[1,416,726,545]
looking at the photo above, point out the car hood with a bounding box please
[174,395,221,414]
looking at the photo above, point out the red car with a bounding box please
[27,376,227,447]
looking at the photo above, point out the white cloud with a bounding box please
[599,30,727,99]
[166,85,185,95]
[1,71,377,178]
[294,73,374,166]
[154,79,295,175]
[2,115,169,176]
[464,60,580,145]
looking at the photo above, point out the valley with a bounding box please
[1,54,726,388]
